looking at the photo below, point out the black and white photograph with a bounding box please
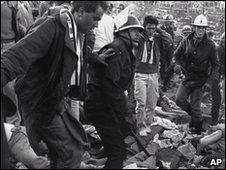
[1,1,225,169]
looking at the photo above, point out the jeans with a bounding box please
[211,78,221,121]
[175,84,203,121]
[3,79,21,126]
[135,73,159,128]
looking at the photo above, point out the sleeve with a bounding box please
[158,29,173,50]
[86,46,103,66]
[218,46,225,75]
[174,38,186,66]
[206,44,220,85]
[1,18,56,88]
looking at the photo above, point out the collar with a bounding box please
[59,9,84,55]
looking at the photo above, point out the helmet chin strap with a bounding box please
[127,30,134,49]
[117,30,138,49]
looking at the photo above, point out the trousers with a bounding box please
[84,99,127,169]
[175,84,203,121]
[134,73,159,128]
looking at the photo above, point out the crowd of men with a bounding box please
[1,1,225,169]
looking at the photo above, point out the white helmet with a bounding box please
[162,14,174,22]
[114,15,143,33]
[182,25,192,34]
[191,14,208,27]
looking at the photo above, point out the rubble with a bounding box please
[151,116,178,130]
[178,143,197,161]
[162,129,185,143]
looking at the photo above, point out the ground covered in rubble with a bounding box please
[12,78,225,169]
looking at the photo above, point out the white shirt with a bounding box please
[93,13,115,52]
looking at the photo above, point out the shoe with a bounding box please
[189,120,205,135]
[189,119,195,128]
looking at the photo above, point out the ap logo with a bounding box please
[210,158,223,166]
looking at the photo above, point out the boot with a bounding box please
[189,120,204,135]
[189,118,195,129]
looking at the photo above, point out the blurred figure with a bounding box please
[19,1,34,29]
[38,1,54,17]
[117,3,125,14]
[1,1,26,127]
[93,3,115,52]
[176,25,192,48]
[159,14,175,92]
[161,14,175,41]
[1,1,26,51]
[162,25,193,92]
[4,123,50,169]
[215,32,225,122]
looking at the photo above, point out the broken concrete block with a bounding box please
[124,135,135,146]
[137,156,156,169]
[123,151,147,167]
[178,143,196,160]
[162,129,186,143]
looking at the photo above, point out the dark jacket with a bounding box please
[85,37,136,116]
[174,32,220,87]
[1,13,85,128]
[161,25,174,41]
[217,43,225,76]
[159,25,174,63]
[135,29,173,74]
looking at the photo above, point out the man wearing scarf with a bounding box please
[1,1,111,169]
[134,15,173,136]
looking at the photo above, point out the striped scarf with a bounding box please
[141,37,154,64]
[60,9,84,87]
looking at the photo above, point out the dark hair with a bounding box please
[143,15,159,27]
[71,1,107,13]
